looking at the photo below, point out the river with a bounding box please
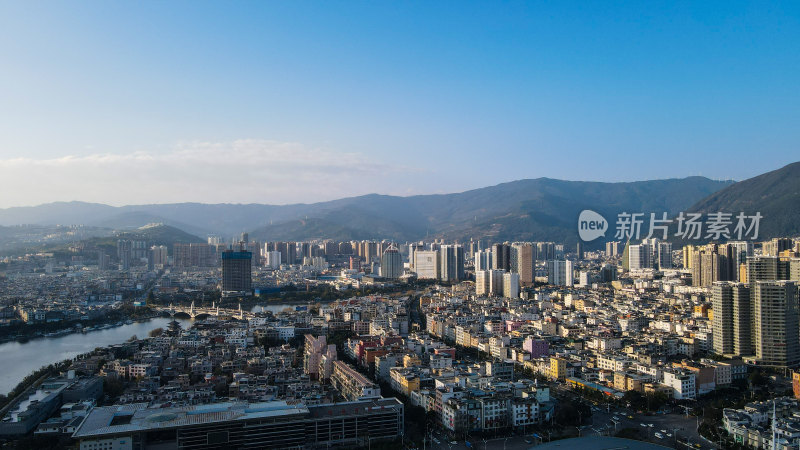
[0,317,192,395]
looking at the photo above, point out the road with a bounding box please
[419,397,717,449]
[575,403,715,449]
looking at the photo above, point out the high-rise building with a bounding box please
[547,260,573,286]
[475,270,490,296]
[299,242,312,259]
[468,240,482,255]
[605,241,621,257]
[491,243,510,271]
[535,242,557,261]
[414,250,439,279]
[338,241,353,255]
[790,258,800,282]
[751,280,800,367]
[323,241,337,258]
[510,243,535,285]
[380,245,403,279]
[265,251,282,269]
[97,251,110,271]
[731,283,753,357]
[173,243,214,267]
[408,243,424,270]
[712,282,751,356]
[763,238,794,256]
[130,240,148,261]
[747,256,779,282]
[476,269,505,297]
[503,272,520,298]
[439,245,465,282]
[683,244,696,269]
[117,239,132,270]
[600,263,618,282]
[279,242,297,265]
[474,250,493,271]
[222,245,252,293]
[628,243,651,270]
[656,241,673,269]
[576,242,584,260]
[692,244,733,287]
[149,245,168,269]
[363,241,379,263]
[729,241,754,280]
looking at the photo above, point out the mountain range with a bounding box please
[0,161,796,248]
[687,161,800,240]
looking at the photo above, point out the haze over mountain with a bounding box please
[0,176,734,246]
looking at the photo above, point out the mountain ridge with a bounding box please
[0,176,744,243]
[0,175,740,245]
[686,161,800,240]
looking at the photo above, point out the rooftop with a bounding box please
[72,401,308,438]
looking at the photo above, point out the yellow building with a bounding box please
[549,357,567,381]
[403,354,422,368]
[390,367,420,396]
[693,304,710,318]
[614,372,646,392]
[683,245,696,269]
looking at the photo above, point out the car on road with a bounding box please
[450,441,457,445]
[640,423,647,427]
[628,415,634,419]
[654,432,663,439]
[613,416,619,420]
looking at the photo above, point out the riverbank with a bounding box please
[0,317,192,395]
[0,314,161,345]
[0,306,159,344]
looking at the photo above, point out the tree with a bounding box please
[749,370,767,387]
[148,327,164,338]
[554,398,591,427]
[103,378,125,399]
[213,381,229,398]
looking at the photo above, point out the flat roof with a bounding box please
[73,398,404,439]
[72,401,308,439]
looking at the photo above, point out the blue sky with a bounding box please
[0,1,798,206]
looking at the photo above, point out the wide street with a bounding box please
[419,390,718,450]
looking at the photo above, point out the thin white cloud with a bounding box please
[0,140,423,207]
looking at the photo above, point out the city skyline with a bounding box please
[1,1,799,207]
